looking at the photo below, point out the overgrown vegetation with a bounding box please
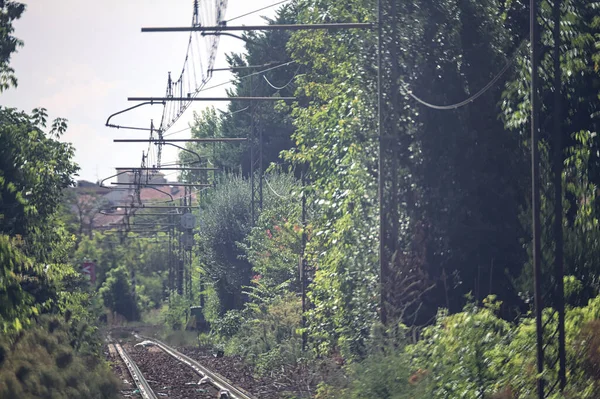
[0,315,120,398]
[0,4,121,396]
[178,0,600,398]
[4,0,600,398]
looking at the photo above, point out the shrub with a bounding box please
[98,265,140,322]
[162,293,191,330]
[0,316,120,399]
[213,292,303,376]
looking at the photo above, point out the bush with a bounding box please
[162,293,191,330]
[211,309,243,338]
[314,290,600,399]
[0,316,120,399]
[98,265,140,322]
[213,292,304,376]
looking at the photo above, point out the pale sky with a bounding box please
[1,0,281,182]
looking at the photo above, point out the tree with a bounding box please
[242,171,303,291]
[284,0,380,357]
[501,0,600,305]
[280,0,541,356]
[99,265,140,322]
[64,189,109,239]
[197,173,299,314]
[0,6,120,397]
[0,107,78,253]
[0,106,79,331]
[0,1,24,92]
[197,175,253,312]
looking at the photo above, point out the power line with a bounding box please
[408,39,527,110]
[225,0,292,23]
[263,67,302,90]
[159,60,296,138]
[164,125,193,137]
[220,106,249,117]
[197,60,297,93]
[156,0,229,133]
[264,176,289,199]
[163,105,251,138]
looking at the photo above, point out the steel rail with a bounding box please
[135,335,256,399]
[114,343,158,399]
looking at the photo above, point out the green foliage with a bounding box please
[562,130,600,300]
[72,231,170,318]
[0,12,122,397]
[0,107,78,243]
[0,235,38,333]
[340,350,425,399]
[211,309,243,338]
[241,171,302,290]
[197,174,253,312]
[162,293,191,330]
[98,265,139,322]
[502,0,600,305]
[315,293,600,399]
[0,105,85,335]
[218,292,303,376]
[0,315,120,399]
[284,0,380,358]
[0,1,24,92]
[408,297,513,399]
[197,172,300,314]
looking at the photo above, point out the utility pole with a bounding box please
[377,0,392,326]
[168,212,174,298]
[250,73,264,227]
[552,0,566,389]
[530,1,544,397]
[177,194,184,296]
[531,0,567,396]
[300,164,308,351]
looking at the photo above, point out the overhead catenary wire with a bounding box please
[262,68,302,90]
[160,62,294,141]
[225,0,292,23]
[163,125,194,138]
[163,106,251,139]
[160,63,294,141]
[264,175,289,199]
[197,60,297,93]
[220,106,249,117]
[156,0,228,134]
[408,39,527,110]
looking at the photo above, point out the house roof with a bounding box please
[93,185,198,230]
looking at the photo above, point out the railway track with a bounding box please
[108,330,256,399]
[133,334,257,399]
[110,342,158,399]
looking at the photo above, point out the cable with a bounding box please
[264,176,289,199]
[198,60,297,93]
[163,125,193,137]
[159,62,295,137]
[220,106,249,117]
[408,39,527,110]
[162,106,249,138]
[225,0,291,23]
[263,68,302,90]
[156,0,228,133]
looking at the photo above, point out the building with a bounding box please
[67,172,196,235]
